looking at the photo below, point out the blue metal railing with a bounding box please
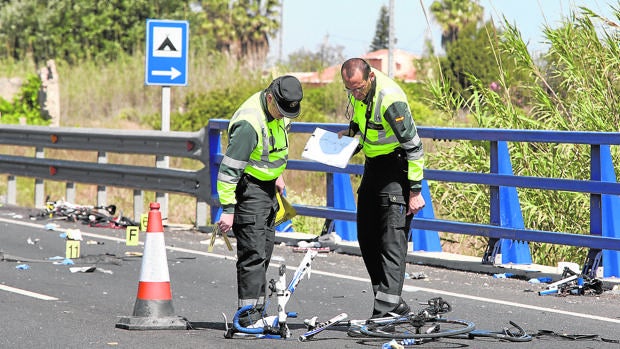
[207,119,620,277]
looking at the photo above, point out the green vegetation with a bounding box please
[438,21,524,101]
[0,0,190,64]
[430,0,483,50]
[0,0,279,67]
[0,74,47,124]
[425,4,620,265]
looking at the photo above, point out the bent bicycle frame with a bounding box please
[225,249,318,339]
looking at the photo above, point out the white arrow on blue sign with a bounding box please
[145,19,189,86]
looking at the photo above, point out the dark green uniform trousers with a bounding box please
[357,150,412,318]
[233,174,278,309]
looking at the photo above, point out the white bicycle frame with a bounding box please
[273,249,318,337]
[228,249,318,338]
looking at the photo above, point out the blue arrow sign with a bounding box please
[145,19,189,86]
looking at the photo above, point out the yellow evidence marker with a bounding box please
[65,240,80,259]
[140,213,148,231]
[126,226,140,246]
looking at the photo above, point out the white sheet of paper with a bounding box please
[301,128,359,168]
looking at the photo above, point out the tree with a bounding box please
[195,0,281,69]
[439,20,521,100]
[0,0,190,64]
[430,0,483,50]
[0,0,280,67]
[370,5,390,52]
[425,4,620,265]
[286,38,345,72]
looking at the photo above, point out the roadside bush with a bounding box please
[0,74,48,125]
[425,6,620,266]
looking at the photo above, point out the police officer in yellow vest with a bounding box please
[339,58,425,319]
[216,75,303,323]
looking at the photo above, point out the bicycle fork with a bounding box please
[271,250,318,338]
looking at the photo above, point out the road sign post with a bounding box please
[145,19,189,219]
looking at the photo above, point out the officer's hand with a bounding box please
[407,191,425,216]
[217,213,234,233]
[276,176,286,195]
[337,130,348,139]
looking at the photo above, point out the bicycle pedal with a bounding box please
[304,316,319,329]
[426,324,440,334]
[224,328,236,339]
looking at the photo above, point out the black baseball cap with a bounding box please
[271,75,303,118]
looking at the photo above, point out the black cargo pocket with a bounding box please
[234,213,256,226]
[379,194,406,229]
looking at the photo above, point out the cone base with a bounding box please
[132,298,176,318]
[115,315,188,330]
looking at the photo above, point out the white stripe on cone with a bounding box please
[138,233,170,282]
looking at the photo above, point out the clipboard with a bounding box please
[301,127,359,168]
[275,192,296,226]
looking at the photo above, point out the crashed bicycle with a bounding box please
[221,250,532,344]
[299,297,531,344]
[30,198,138,229]
[223,249,318,339]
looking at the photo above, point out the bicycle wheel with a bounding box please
[457,330,532,342]
[360,317,475,339]
[452,321,532,342]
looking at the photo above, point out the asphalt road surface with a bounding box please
[1,204,619,349]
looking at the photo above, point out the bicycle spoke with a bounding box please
[361,317,475,339]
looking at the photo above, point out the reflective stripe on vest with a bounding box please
[353,69,408,156]
[228,92,288,181]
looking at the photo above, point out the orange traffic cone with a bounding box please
[116,202,187,330]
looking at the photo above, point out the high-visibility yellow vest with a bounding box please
[350,68,409,158]
[229,92,289,181]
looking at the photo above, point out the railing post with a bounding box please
[34,147,45,208]
[96,151,107,208]
[65,182,76,203]
[155,150,170,220]
[482,140,501,264]
[195,200,208,227]
[6,175,16,205]
[583,144,620,278]
[133,189,144,223]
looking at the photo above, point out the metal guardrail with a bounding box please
[0,124,211,223]
[1,121,620,276]
[207,119,620,277]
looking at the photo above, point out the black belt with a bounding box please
[243,174,276,186]
[366,148,406,164]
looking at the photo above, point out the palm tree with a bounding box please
[429,0,484,49]
[234,0,280,68]
[197,0,280,68]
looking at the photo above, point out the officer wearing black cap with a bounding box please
[216,75,303,325]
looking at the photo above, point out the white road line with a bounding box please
[0,284,58,301]
[3,217,619,324]
[400,285,620,324]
